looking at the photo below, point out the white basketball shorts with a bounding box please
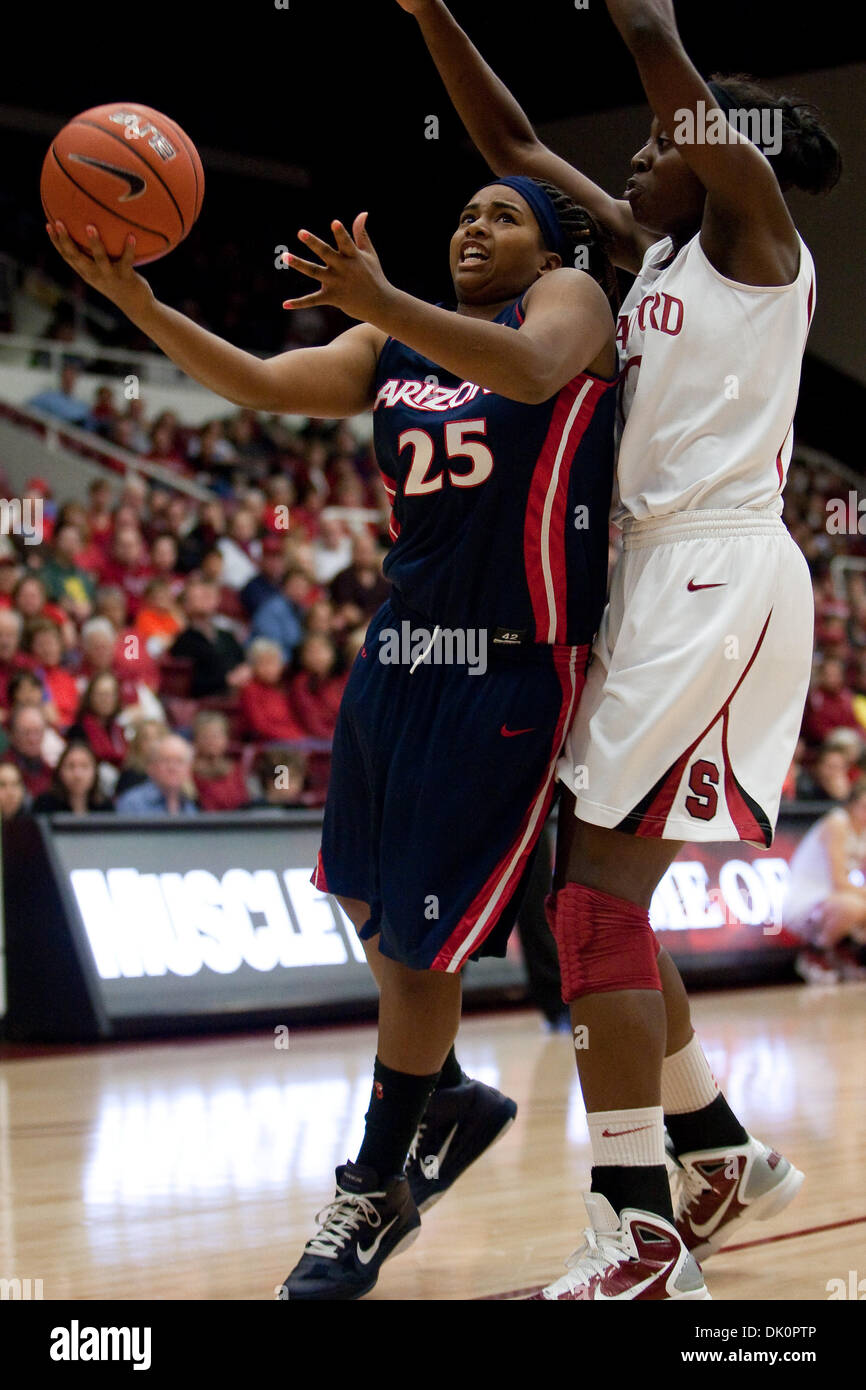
[557,509,814,846]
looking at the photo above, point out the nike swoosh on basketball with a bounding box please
[68,153,147,201]
[420,1122,459,1181]
[356,1214,399,1266]
[687,579,727,591]
[601,1125,654,1138]
[501,724,536,737]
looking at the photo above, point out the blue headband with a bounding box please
[478,175,571,264]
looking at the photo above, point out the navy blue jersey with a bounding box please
[372,295,616,646]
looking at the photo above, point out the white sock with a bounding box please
[587,1106,665,1169]
[662,1034,719,1115]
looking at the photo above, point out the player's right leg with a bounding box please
[539,519,810,1293]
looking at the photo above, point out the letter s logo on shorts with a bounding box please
[685,759,720,821]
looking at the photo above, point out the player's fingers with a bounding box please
[118,234,138,273]
[297,229,338,263]
[51,221,88,272]
[282,290,329,311]
[85,225,111,270]
[330,220,357,256]
[352,212,373,251]
[284,252,329,282]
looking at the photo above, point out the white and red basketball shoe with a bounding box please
[530,1193,711,1300]
[667,1135,804,1261]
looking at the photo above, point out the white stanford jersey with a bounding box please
[614,232,816,522]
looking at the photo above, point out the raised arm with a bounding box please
[605,0,800,284]
[396,0,653,272]
[46,222,383,418]
[284,215,615,404]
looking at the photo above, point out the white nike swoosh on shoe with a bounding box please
[688,1181,740,1239]
[593,1266,676,1300]
[356,1215,399,1266]
[420,1122,459,1181]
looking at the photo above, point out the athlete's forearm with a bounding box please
[371,287,548,403]
[409,2,644,272]
[605,0,678,48]
[123,290,363,417]
[123,291,285,410]
[412,1,539,171]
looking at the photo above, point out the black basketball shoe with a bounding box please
[279,1160,421,1301]
[406,1078,517,1213]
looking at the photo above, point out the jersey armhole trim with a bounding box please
[694,234,809,295]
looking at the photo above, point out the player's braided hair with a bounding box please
[530,177,620,311]
[711,74,842,194]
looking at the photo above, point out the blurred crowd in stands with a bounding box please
[1,368,394,817]
[1,360,866,821]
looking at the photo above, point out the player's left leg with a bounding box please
[336,894,518,1215]
[281,957,462,1301]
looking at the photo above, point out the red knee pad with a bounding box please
[549,882,662,1002]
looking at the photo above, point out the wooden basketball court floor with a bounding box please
[1,982,864,1301]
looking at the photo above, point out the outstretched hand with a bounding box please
[45,222,153,316]
[282,214,394,325]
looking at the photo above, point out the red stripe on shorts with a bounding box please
[432,645,586,972]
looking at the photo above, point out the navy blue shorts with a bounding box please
[312,595,587,972]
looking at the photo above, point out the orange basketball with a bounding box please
[41,102,204,266]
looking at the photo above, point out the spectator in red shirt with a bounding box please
[78,616,161,711]
[148,412,188,468]
[55,501,105,575]
[802,657,861,747]
[262,475,295,537]
[90,384,119,439]
[99,526,155,619]
[192,711,250,811]
[87,478,116,552]
[67,672,128,769]
[1,706,54,798]
[240,639,305,741]
[25,619,80,730]
[287,635,346,740]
